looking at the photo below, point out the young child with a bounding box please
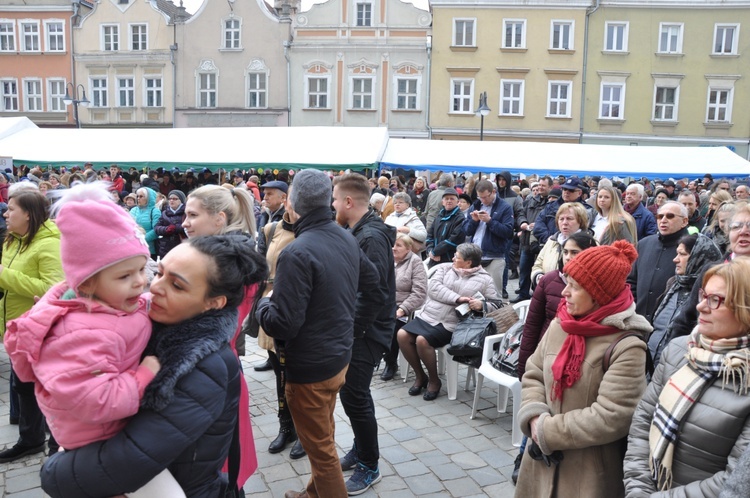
[4,182,184,497]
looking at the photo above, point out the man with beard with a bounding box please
[331,173,396,496]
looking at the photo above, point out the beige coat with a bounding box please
[515,304,652,498]
[395,252,427,315]
[531,235,563,285]
[257,214,295,351]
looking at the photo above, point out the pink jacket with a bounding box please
[4,282,154,449]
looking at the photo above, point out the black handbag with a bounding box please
[448,305,497,368]
[489,320,524,377]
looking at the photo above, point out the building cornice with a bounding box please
[0,5,73,12]
[599,0,750,8]
[430,0,590,8]
[76,52,172,63]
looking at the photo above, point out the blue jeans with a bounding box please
[517,246,538,299]
[340,336,387,469]
[502,239,514,291]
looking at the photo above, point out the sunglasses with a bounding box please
[656,212,683,221]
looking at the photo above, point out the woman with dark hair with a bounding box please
[0,187,63,461]
[398,242,499,401]
[648,189,670,217]
[647,234,722,368]
[40,235,269,498]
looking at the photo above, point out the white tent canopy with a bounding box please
[0,123,389,171]
[0,116,37,142]
[381,139,750,180]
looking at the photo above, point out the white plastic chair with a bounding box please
[469,300,531,447]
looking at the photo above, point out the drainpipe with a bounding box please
[70,2,79,127]
[284,40,291,127]
[425,35,432,139]
[579,0,600,143]
[170,41,177,128]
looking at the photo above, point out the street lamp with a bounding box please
[475,91,490,141]
[62,83,90,128]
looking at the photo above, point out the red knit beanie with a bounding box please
[562,240,638,305]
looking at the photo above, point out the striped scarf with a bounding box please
[649,327,750,490]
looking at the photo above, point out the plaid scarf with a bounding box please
[649,327,750,490]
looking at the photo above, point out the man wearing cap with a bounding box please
[424,173,455,232]
[627,200,689,323]
[425,187,466,268]
[662,180,678,200]
[532,177,593,246]
[200,168,217,186]
[257,169,384,498]
[464,180,514,296]
[623,183,657,240]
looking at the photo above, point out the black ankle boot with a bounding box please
[269,423,297,454]
[380,363,396,381]
[289,438,306,459]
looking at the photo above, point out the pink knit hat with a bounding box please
[56,199,150,292]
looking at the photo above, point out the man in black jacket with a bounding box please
[332,173,397,496]
[258,169,383,498]
[627,201,689,323]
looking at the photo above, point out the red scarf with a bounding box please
[550,286,634,401]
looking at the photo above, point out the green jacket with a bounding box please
[0,220,63,335]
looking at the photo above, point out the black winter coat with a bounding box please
[40,308,242,498]
[426,206,465,265]
[154,204,185,259]
[349,209,397,350]
[257,207,384,383]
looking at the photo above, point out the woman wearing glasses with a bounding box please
[624,257,750,496]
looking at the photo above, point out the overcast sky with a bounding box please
[179,0,429,14]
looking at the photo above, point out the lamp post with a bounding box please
[475,91,490,141]
[62,83,90,128]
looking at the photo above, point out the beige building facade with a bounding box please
[428,0,590,142]
[289,0,432,137]
[583,0,750,158]
[173,0,292,128]
[74,0,178,127]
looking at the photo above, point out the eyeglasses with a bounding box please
[656,212,683,221]
[699,288,726,310]
[729,221,750,232]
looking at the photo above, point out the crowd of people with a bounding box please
[0,162,749,497]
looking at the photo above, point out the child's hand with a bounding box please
[140,355,161,375]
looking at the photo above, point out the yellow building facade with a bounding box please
[584,1,750,157]
[429,0,590,142]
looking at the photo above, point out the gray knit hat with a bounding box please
[289,169,331,217]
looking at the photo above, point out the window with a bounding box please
[713,24,739,54]
[453,19,475,47]
[24,79,42,112]
[551,21,573,50]
[658,23,682,53]
[547,81,571,118]
[351,77,373,109]
[306,77,328,108]
[45,21,64,52]
[396,78,418,110]
[600,83,625,119]
[20,21,40,52]
[102,25,119,51]
[503,19,526,48]
[48,79,66,111]
[247,72,266,108]
[198,73,217,108]
[604,22,628,52]
[1,80,18,111]
[0,22,14,51]
[223,19,240,49]
[91,77,108,107]
[500,80,524,116]
[145,77,162,107]
[451,79,473,113]
[356,2,372,27]
[117,77,134,107]
[706,88,732,122]
[130,24,147,51]
[653,86,678,121]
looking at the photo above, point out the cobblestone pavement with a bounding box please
[0,281,522,497]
